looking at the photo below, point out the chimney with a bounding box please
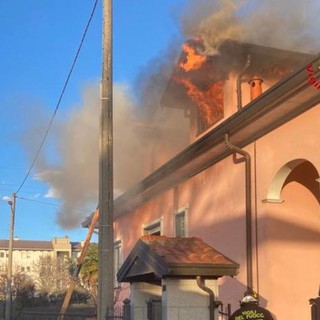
[248,76,263,101]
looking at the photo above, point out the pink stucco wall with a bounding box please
[114,76,320,319]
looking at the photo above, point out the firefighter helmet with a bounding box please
[240,290,259,305]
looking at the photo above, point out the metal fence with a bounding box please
[11,299,132,320]
[106,299,131,320]
[18,310,96,320]
[14,294,320,320]
[0,297,235,320]
[15,305,96,320]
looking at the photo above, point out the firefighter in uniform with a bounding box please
[229,290,274,320]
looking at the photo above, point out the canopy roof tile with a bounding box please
[117,236,239,283]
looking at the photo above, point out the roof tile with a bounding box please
[140,235,234,265]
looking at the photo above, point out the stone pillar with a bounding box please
[162,278,218,320]
[130,282,161,320]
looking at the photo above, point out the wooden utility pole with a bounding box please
[98,0,114,319]
[58,209,99,320]
[5,192,16,320]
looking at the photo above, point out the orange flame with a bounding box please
[174,76,224,127]
[179,43,206,72]
[175,41,223,130]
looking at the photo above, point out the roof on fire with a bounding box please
[117,236,239,283]
[81,43,320,227]
[111,52,320,218]
[161,39,314,110]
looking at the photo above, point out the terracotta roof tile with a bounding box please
[140,235,234,265]
[118,235,239,282]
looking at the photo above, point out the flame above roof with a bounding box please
[161,39,314,111]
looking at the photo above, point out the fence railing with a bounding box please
[18,310,96,320]
[12,292,320,320]
[106,298,131,320]
[15,304,96,320]
[10,298,233,320]
[14,299,131,320]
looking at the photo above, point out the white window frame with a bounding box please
[174,205,189,237]
[143,218,163,236]
[114,239,123,287]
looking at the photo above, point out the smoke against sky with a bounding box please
[33,80,188,228]
[180,0,320,53]
[23,0,320,229]
[36,85,99,228]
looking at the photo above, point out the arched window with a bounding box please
[261,159,320,318]
[265,159,320,204]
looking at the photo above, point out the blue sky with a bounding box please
[0,0,187,241]
[1,0,318,242]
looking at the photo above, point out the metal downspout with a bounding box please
[196,276,215,320]
[225,133,253,291]
[237,54,251,110]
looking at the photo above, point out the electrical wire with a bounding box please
[17,196,92,214]
[15,0,99,195]
[17,196,60,207]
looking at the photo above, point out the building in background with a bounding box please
[0,237,83,280]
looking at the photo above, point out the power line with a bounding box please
[15,0,99,195]
[17,196,92,214]
[17,196,60,207]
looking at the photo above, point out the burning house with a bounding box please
[161,39,312,141]
[85,39,320,319]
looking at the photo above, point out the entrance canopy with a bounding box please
[117,236,239,284]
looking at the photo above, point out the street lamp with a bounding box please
[5,192,16,320]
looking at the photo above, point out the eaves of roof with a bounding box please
[117,236,239,283]
[117,239,169,283]
[114,54,320,218]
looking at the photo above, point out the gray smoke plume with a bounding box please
[26,0,320,229]
[34,84,140,228]
[34,85,99,228]
[180,0,320,53]
[32,85,110,227]
[34,75,188,228]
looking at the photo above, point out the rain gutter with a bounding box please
[196,276,216,320]
[112,55,320,218]
[225,133,253,291]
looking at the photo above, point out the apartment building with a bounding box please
[0,237,83,277]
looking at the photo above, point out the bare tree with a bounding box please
[0,263,36,314]
[0,263,7,300]
[12,271,35,305]
[33,254,71,296]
